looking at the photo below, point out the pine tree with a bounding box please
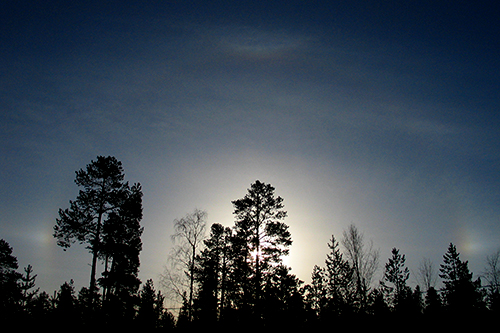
[100,183,143,315]
[231,180,291,320]
[30,291,54,325]
[53,156,130,295]
[439,243,483,315]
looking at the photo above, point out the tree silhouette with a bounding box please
[0,239,22,322]
[324,235,354,318]
[439,243,484,315]
[20,264,39,311]
[416,258,438,292]
[423,286,442,316]
[30,291,53,325]
[341,224,379,312]
[55,280,78,325]
[483,249,500,312]
[304,265,327,320]
[163,209,207,322]
[381,248,411,313]
[231,180,292,320]
[137,279,172,330]
[53,156,130,295]
[194,223,232,324]
[24,172,499,328]
[261,264,305,328]
[99,183,143,315]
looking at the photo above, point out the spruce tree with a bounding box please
[304,265,327,320]
[324,235,353,317]
[20,264,39,312]
[381,248,411,313]
[439,243,483,315]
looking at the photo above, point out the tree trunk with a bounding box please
[189,243,195,321]
[254,209,261,319]
[89,211,103,304]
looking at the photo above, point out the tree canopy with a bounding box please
[231,180,292,320]
[53,156,143,309]
[2,166,498,329]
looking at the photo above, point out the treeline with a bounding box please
[167,216,500,330]
[1,156,174,329]
[1,156,499,330]
[0,242,174,329]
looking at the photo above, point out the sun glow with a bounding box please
[247,247,292,270]
[249,248,262,262]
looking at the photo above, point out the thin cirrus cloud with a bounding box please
[215,26,310,59]
[1,2,499,295]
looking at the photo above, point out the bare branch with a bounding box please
[416,257,438,291]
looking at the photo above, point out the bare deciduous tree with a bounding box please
[416,257,438,291]
[484,250,500,289]
[341,224,379,310]
[483,249,500,310]
[160,209,207,321]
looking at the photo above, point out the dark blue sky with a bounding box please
[1,1,499,295]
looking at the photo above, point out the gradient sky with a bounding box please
[2,1,499,295]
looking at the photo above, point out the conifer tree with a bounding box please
[381,248,411,313]
[137,279,163,329]
[194,223,232,323]
[53,156,130,294]
[261,264,304,327]
[55,280,78,325]
[424,286,442,316]
[231,180,292,319]
[304,265,327,320]
[324,235,353,317]
[100,183,144,310]
[439,243,483,314]
[20,264,39,311]
[0,239,22,321]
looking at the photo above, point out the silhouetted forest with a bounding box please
[1,156,499,330]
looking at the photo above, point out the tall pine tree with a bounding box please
[439,243,483,315]
[231,180,292,321]
[99,183,144,317]
[54,156,130,295]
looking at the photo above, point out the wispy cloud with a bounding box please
[214,25,310,58]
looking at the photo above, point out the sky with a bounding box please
[1,1,500,296]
